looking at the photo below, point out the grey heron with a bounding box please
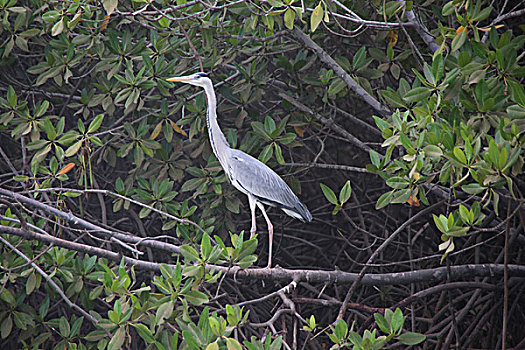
[167,72,312,268]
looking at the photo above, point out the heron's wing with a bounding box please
[228,149,311,222]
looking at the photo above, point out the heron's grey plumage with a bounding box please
[167,72,312,267]
[228,149,312,222]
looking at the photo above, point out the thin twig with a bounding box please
[0,235,100,326]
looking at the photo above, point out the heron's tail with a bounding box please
[283,200,312,222]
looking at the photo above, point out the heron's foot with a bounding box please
[250,230,256,239]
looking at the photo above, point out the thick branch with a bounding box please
[3,225,525,286]
[404,7,440,53]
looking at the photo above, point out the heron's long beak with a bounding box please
[166,76,192,82]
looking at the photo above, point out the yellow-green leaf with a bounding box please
[103,0,118,15]
[51,19,64,36]
[311,3,323,32]
[284,8,295,30]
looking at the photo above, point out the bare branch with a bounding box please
[4,224,525,286]
[291,27,391,117]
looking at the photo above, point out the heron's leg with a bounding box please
[248,195,257,238]
[256,202,273,268]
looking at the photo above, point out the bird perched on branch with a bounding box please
[167,72,312,268]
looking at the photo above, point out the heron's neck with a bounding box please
[203,85,229,166]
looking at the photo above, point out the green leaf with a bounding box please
[404,87,432,103]
[472,6,492,21]
[201,233,212,259]
[423,63,435,85]
[103,0,118,15]
[376,190,395,209]
[334,319,348,340]
[458,205,470,224]
[423,144,443,159]
[258,144,273,164]
[6,86,17,108]
[451,28,467,52]
[1,316,12,339]
[13,175,29,182]
[132,324,155,343]
[108,327,125,350]
[386,177,409,189]
[264,116,276,134]
[268,0,284,6]
[353,46,366,69]
[284,8,295,29]
[432,53,444,82]
[251,121,273,141]
[381,90,406,108]
[462,183,485,195]
[488,140,499,166]
[433,214,447,233]
[374,313,391,334]
[279,133,296,145]
[507,80,525,107]
[155,301,174,326]
[65,140,82,157]
[442,1,455,16]
[226,338,242,350]
[274,143,285,164]
[320,183,338,205]
[369,149,381,167]
[44,118,56,141]
[398,332,426,345]
[179,245,199,261]
[391,308,404,333]
[59,317,70,338]
[453,146,467,164]
[328,78,346,97]
[507,105,525,119]
[310,3,323,32]
[339,180,352,204]
[184,290,209,305]
[88,114,104,134]
[51,19,64,36]
[206,342,219,350]
[26,272,36,295]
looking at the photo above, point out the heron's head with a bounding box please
[166,72,211,88]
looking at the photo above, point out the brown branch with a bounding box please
[283,162,368,173]
[337,200,446,320]
[0,187,183,254]
[403,5,440,53]
[4,225,525,286]
[0,235,101,327]
[291,27,390,117]
[278,92,372,153]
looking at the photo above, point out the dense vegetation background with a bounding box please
[0,0,524,348]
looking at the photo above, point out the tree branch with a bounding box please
[0,235,100,326]
[0,187,183,254]
[3,224,525,286]
[291,27,390,117]
[278,92,372,153]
